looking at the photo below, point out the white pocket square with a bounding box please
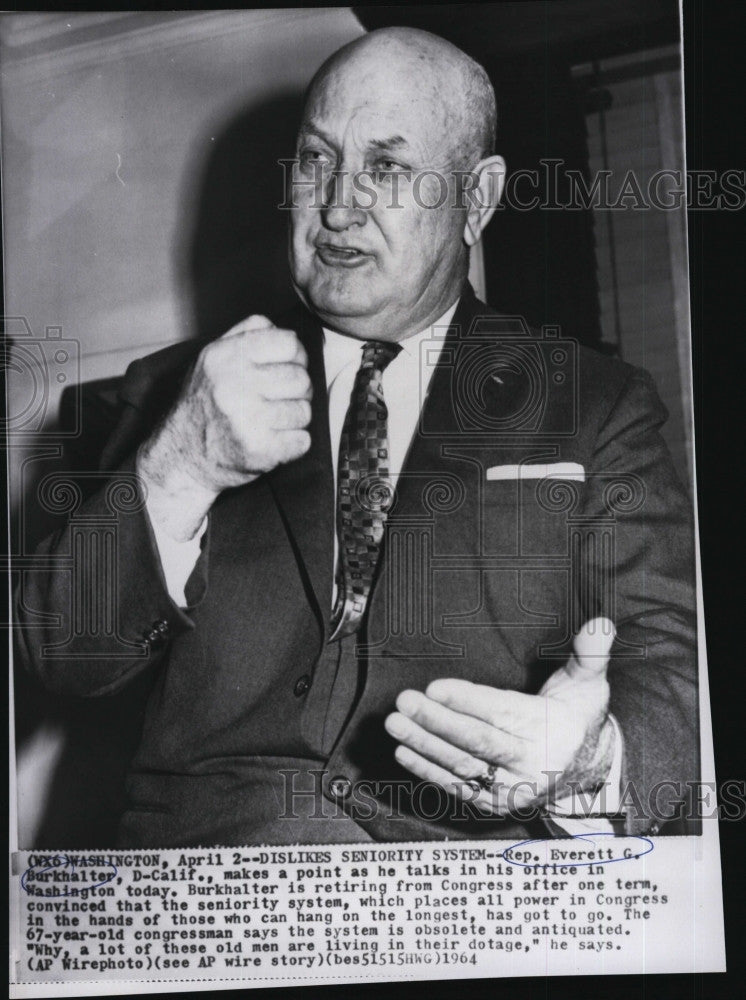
[486,462,585,482]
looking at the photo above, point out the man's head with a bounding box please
[288,27,505,341]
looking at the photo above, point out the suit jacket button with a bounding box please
[143,628,160,644]
[153,619,170,637]
[328,776,352,800]
[294,675,311,697]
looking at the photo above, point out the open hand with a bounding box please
[384,618,616,816]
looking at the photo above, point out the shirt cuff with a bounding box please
[543,714,624,836]
[147,507,208,608]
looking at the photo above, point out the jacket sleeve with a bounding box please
[14,352,200,698]
[581,365,699,834]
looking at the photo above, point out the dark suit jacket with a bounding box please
[16,284,698,844]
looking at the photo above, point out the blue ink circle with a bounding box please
[21,855,118,896]
[501,831,654,868]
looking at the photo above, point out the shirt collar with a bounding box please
[322,299,460,385]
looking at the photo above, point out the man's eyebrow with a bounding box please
[368,135,410,152]
[296,125,411,154]
[297,122,336,147]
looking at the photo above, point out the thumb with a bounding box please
[565,617,616,680]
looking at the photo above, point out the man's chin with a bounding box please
[297,284,383,330]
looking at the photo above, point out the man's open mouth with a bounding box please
[315,243,372,268]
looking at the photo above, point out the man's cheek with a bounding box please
[290,215,313,253]
[379,204,428,249]
[411,211,448,258]
[290,202,314,230]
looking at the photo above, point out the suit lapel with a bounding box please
[393,285,478,502]
[391,284,551,517]
[364,288,482,651]
[365,286,538,651]
[267,305,335,636]
[384,283,496,537]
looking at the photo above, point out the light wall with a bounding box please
[2,9,364,373]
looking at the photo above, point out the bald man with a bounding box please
[17,29,698,846]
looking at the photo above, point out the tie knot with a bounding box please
[361,340,401,374]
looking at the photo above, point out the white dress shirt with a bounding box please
[146,300,621,832]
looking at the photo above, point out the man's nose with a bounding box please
[321,169,367,231]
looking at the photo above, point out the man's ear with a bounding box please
[463,155,506,246]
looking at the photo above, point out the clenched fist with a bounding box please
[137,315,312,541]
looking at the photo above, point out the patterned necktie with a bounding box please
[330,340,402,640]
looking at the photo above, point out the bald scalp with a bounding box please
[304,27,497,168]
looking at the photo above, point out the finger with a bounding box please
[385,711,489,780]
[221,314,275,338]
[274,429,311,463]
[266,398,312,431]
[395,688,531,763]
[256,363,312,401]
[566,617,616,679]
[393,744,510,816]
[423,678,542,733]
[242,327,308,366]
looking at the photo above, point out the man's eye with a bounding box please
[376,159,404,172]
[298,148,332,170]
[373,160,410,183]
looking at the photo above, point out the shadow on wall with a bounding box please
[181,90,305,341]
[15,91,306,849]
